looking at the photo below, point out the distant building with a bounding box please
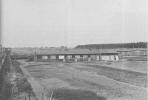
[33,49,119,62]
[117,49,147,56]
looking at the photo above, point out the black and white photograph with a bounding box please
[0,0,147,100]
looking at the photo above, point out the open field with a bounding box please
[76,62,147,87]
[80,60,147,73]
[21,60,147,100]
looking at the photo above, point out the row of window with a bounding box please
[40,55,119,61]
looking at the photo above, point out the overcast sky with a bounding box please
[2,0,148,47]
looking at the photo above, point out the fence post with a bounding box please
[49,91,53,100]
[42,93,44,100]
[28,94,31,100]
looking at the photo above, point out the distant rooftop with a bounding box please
[35,49,118,55]
[11,48,119,55]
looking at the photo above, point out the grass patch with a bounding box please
[52,88,106,100]
[12,61,34,95]
[85,64,147,87]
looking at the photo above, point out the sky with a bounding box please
[1,0,148,47]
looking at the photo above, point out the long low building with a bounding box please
[33,49,119,62]
[117,49,147,56]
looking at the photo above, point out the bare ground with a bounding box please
[20,61,147,100]
[72,62,147,87]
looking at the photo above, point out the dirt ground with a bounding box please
[76,62,147,87]
[23,61,147,100]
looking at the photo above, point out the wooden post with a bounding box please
[28,94,31,100]
[64,55,67,62]
[56,55,59,61]
[88,55,91,61]
[34,49,37,62]
[48,55,50,61]
[42,93,44,100]
[114,55,116,61]
[49,90,53,100]
[99,55,101,61]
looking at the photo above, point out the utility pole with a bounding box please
[34,48,37,62]
[0,0,2,52]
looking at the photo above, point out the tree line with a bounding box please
[75,42,147,49]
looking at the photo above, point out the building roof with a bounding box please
[36,49,118,55]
